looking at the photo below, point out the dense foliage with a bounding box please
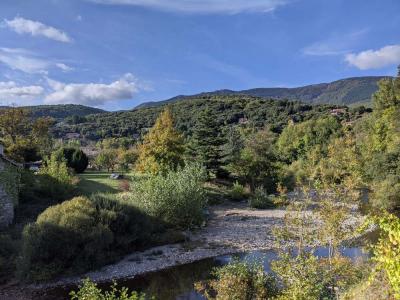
[53,95,345,141]
[195,261,277,300]
[18,194,164,281]
[0,108,53,162]
[123,163,207,229]
[70,279,145,300]
[0,104,106,121]
[56,147,89,173]
[370,214,400,298]
[37,152,74,198]
[135,107,185,175]
[190,108,225,177]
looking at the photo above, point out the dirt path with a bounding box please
[0,202,288,299]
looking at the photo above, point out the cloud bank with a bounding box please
[4,17,72,43]
[346,45,400,70]
[90,0,288,14]
[0,81,44,101]
[45,74,140,106]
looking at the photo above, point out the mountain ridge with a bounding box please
[137,76,389,109]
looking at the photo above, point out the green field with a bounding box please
[77,171,138,196]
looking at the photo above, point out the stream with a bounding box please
[33,246,368,300]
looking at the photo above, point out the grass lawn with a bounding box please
[77,171,138,196]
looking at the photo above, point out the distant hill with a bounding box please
[54,95,356,140]
[138,76,389,108]
[0,104,106,120]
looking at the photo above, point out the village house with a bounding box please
[330,108,347,116]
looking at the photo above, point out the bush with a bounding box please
[123,163,207,229]
[18,195,161,281]
[56,147,89,173]
[248,187,275,209]
[229,181,247,201]
[38,152,75,198]
[70,278,145,300]
[19,169,74,204]
[195,260,278,300]
[371,175,400,211]
[0,234,18,282]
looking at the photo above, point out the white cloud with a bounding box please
[45,74,140,106]
[90,0,288,14]
[0,48,73,74]
[0,48,50,74]
[303,29,368,56]
[345,45,400,70]
[4,17,72,43]
[0,81,44,101]
[56,63,74,72]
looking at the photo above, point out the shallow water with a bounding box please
[35,246,368,300]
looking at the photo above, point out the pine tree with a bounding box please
[135,107,185,175]
[191,108,225,177]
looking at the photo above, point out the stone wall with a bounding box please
[0,159,14,229]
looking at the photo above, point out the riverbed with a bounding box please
[33,246,369,300]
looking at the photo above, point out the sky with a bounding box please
[0,0,399,111]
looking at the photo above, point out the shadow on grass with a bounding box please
[76,177,119,196]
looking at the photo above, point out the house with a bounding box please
[238,117,248,124]
[64,132,81,140]
[330,108,347,116]
[0,142,22,229]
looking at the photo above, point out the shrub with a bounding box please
[70,278,145,300]
[371,175,400,211]
[90,193,157,249]
[18,197,113,281]
[38,152,74,198]
[248,187,275,209]
[123,163,207,229]
[0,234,18,282]
[195,260,278,300]
[370,214,400,298]
[18,195,160,281]
[229,181,246,201]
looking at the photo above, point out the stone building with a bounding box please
[0,142,21,229]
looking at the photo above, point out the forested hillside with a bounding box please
[0,104,106,121]
[53,95,361,140]
[138,76,388,108]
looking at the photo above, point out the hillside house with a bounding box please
[330,108,347,116]
[0,142,21,228]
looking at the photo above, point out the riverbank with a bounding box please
[0,202,288,299]
[40,202,286,286]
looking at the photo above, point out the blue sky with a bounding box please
[0,0,399,111]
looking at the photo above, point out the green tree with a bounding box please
[56,147,89,173]
[135,107,185,175]
[0,108,53,162]
[95,149,119,172]
[277,116,342,163]
[118,148,138,172]
[228,129,278,192]
[190,108,225,177]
